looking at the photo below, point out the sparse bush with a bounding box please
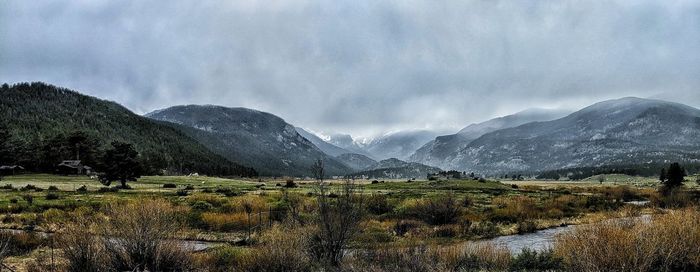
[59,216,111,272]
[191,201,214,211]
[215,187,239,197]
[516,220,538,234]
[393,219,423,237]
[45,192,60,200]
[413,194,461,225]
[106,199,194,271]
[20,184,37,191]
[48,185,59,191]
[510,248,563,271]
[0,184,12,190]
[21,194,33,204]
[469,221,500,238]
[184,184,195,190]
[652,187,692,208]
[365,194,393,215]
[198,245,248,271]
[489,195,539,223]
[163,183,177,188]
[356,222,394,243]
[188,193,227,208]
[285,179,297,188]
[176,189,189,196]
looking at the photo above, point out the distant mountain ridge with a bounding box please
[325,130,443,160]
[146,105,352,176]
[295,127,351,157]
[445,97,700,175]
[348,158,442,179]
[334,153,377,171]
[409,108,571,168]
[363,130,442,160]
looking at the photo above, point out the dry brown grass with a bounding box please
[344,242,510,272]
[201,212,250,232]
[555,207,700,271]
[242,224,315,271]
[106,198,194,271]
[58,216,111,272]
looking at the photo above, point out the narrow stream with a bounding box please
[486,213,651,254]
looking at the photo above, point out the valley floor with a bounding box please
[0,173,697,271]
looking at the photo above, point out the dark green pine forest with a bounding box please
[0,82,257,177]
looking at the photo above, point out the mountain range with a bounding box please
[4,82,699,178]
[409,108,571,168]
[444,97,700,174]
[146,105,352,177]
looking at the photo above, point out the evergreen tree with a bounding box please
[66,130,100,166]
[664,162,686,189]
[100,141,142,188]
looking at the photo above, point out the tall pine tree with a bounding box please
[100,141,142,188]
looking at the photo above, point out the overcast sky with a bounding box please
[1,0,699,138]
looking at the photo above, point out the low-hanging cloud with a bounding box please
[1,0,699,138]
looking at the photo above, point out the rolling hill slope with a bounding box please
[0,82,256,176]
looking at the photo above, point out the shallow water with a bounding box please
[485,214,651,254]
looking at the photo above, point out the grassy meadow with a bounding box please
[0,173,698,271]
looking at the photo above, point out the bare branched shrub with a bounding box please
[106,199,194,272]
[59,215,112,272]
[311,179,365,266]
[414,194,462,225]
[310,159,365,266]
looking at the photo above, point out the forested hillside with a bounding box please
[0,82,256,177]
[147,105,353,176]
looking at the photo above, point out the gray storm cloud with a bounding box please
[1,0,699,138]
